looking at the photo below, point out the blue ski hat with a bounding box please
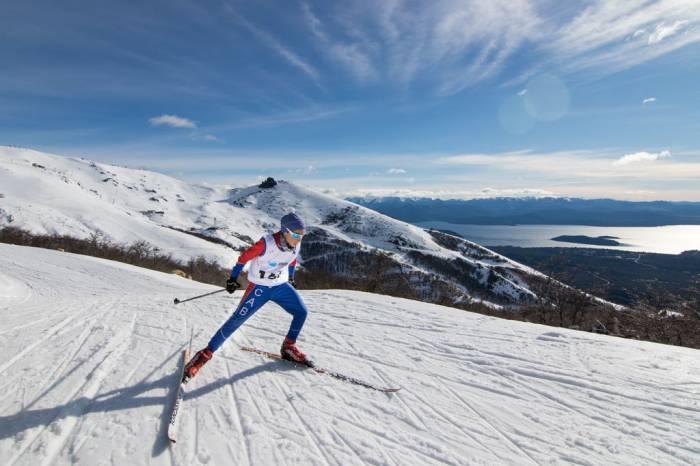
[281,212,305,232]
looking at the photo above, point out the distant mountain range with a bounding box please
[348,197,700,226]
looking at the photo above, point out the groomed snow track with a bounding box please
[1,244,698,465]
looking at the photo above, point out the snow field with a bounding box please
[0,244,698,465]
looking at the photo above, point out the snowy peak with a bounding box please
[228,180,441,251]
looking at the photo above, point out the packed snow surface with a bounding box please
[0,244,698,465]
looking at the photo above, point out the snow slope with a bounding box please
[0,146,555,306]
[1,244,698,465]
[0,146,256,265]
[226,180,546,304]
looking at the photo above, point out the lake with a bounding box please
[415,222,700,255]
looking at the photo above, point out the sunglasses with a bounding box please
[286,229,304,239]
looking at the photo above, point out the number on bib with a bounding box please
[259,270,281,280]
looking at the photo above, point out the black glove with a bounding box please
[226,277,241,294]
[289,279,297,288]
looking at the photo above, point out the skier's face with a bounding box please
[284,229,304,247]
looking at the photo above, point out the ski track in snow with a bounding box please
[0,244,698,466]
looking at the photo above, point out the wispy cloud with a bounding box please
[438,149,698,179]
[613,150,671,166]
[544,1,700,76]
[189,133,221,142]
[149,114,196,129]
[294,1,700,95]
[290,165,316,175]
[213,105,353,130]
[6,0,699,109]
[419,1,543,95]
[301,3,376,82]
[643,97,657,104]
[648,20,689,44]
[297,0,543,95]
[234,12,321,84]
[387,168,406,174]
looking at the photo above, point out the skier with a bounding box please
[183,212,311,382]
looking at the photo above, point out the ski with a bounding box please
[240,346,400,393]
[167,348,190,444]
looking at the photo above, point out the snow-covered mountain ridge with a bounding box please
[0,244,697,465]
[1,146,581,308]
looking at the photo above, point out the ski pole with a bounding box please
[173,289,226,305]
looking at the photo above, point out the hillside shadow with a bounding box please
[0,350,292,458]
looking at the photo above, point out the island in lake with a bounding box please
[551,235,625,246]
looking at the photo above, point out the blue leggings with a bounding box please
[208,282,308,352]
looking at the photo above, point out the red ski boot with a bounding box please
[183,347,213,383]
[280,338,313,367]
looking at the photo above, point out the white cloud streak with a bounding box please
[643,97,657,104]
[149,114,196,128]
[439,149,698,179]
[291,1,700,95]
[613,150,671,166]
[648,20,689,44]
[544,1,700,75]
[235,13,321,84]
[5,1,699,106]
[298,0,543,95]
[387,168,407,174]
[302,3,377,81]
[210,106,353,130]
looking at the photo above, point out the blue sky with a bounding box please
[2,0,700,200]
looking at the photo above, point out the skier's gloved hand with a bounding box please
[226,278,241,294]
[289,279,297,288]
